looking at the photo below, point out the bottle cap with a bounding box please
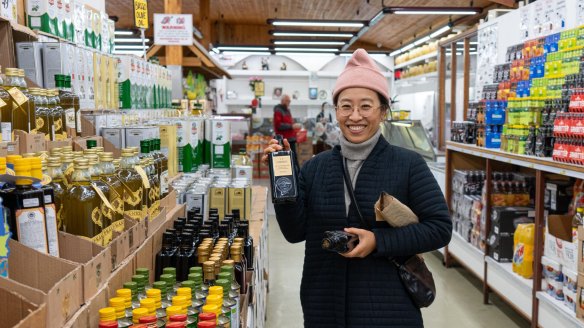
[169,314,188,322]
[98,322,118,328]
[172,295,188,307]
[208,286,223,296]
[116,289,132,307]
[218,272,231,282]
[189,266,203,274]
[188,273,202,283]
[176,287,192,297]
[206,294,222,305]
[123,281,137,291]
[201,304,219,315]
[167,322,187,328]
[139,298,155,310]
[165,305,183,317]
[222,260,234,268]
[180,280,195,290]
[160,274,174,285]
[139,315,158,324]
[152,281,167,293]
[99,307,116,321]
[132,308,149,323]
[163,267,176,275]
[136,268,149,280]
[146,288,161,299]
[109,297,125,308]
[198,312,217,321]
[216,279,230,296]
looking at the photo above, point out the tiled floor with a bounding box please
[264,201,530,328]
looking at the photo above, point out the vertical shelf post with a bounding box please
[532,170,545,328]
[483,158,493,304]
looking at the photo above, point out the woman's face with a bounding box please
[336,88,386,144]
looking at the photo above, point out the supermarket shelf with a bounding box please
[225,98,325,106]
[536,291,584,328]
[394,53,438,69]
[448,232,485,280]
[485,256,532,319]
[394,72,438,85]
[446,142,584,179]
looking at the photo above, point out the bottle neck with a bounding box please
[47,166,64,181]
[100,162,116,175]
[71,168,91,183]
[120,156,134,169]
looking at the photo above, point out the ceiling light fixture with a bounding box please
[271,31,355,38]
[211,48,220,54]
[384,6,482,15]
[217,46,270,51]
[273,41,346,46]
[114,30,134,36]
[222,51,272,56]
[267,19,365,28]
[430,25,452,38]
[114,45,149,50]
[413,36,431,46]
[389,49,402,57]
[115,38,151,43]
[274,47,339,52]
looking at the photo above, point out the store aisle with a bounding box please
[266,204,529,328]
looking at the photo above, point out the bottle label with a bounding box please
[65,108,75,129]
[44,203,60,257]
[122,184,143,207]
[124,209,143,221]
[160,170,169,196]
[272,156,292,177]
[7,88,28,107]
[35,117,44,131]
[1,122,12,142]
[23,198,40,208]
[15,208,48,254]
[76,109,82,133]
[0,98,5,107]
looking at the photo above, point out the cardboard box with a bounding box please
[4,240,83,327]
[578,225,584,273]
[0,19,37,72]
[14,130,46,154]
[488,233,514,262]
[58,231,113,303]
[109,218,147,269]
[46,138,72,152]
[545,180,574,214]
[491,207,535,235]
[577,273,584,319]
[0,283,46,328]
[125,127,156,149]
[546,214,578,270]
[101,127,125,154]
[228,186,252,221]
[73,136,103,151]
[41,42,65,89]
[210,186,227,220]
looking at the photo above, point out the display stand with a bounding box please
[445,141,584,328]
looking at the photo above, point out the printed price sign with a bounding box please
[133,0,149,29]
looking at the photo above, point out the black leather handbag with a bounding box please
[342,158,436,308]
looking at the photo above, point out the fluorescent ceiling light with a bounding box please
[272,32,354,38]
[222,51,271,56]
[413,36,431,46]
[115,38,151,43]
[274,47,338,52]
[275,52,335,56]
[430,25,451,38]
[400,43,415,52]
[274,41,345,45]
[469,52,478,55]
[395,10,479,15]
[270,20,364,28]
[211,47,220,54]
[114,45,148,50]
[389,49,402,57]
[114,30,134,36]
[217,46,270,51]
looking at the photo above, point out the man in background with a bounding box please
[273,94,301,155]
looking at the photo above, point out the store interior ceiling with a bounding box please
[108,0,515,55]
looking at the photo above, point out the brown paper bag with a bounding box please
[374,192,418,227]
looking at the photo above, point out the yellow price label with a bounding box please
[133,0,149,29]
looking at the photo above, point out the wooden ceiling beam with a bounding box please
[199,0,211,50]
[146,45,162,59]
[164,0,183,65]
[488,0,516,7]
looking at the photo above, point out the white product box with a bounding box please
[0,0,17,22]
[16,42,44,87]
[42,42,65,89]
[125,127,152,149]
[102,128,125,150]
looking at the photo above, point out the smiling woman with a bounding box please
[262,49,451,327]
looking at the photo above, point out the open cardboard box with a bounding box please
[1,240,83,327]
[73,136,103,151]
[0,18,37,71]
[46,138,72,151]
[58,232,113,303]
[14,130,46,154]
[109,217,148,269]
[545,214,577,271]
[0,284,46,328]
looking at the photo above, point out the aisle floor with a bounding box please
[265,202,530,328]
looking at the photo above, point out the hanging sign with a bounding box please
[154,14,193,46]
[133,0,149,29]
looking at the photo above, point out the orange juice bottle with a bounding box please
[513,223,535,278]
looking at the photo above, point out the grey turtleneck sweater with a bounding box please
[340,129,382,216]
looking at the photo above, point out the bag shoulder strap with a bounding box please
[342,158,371,230]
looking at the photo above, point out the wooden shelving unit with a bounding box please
[445,141,584,328]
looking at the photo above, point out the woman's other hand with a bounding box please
[341,227,377,258]
[261,138,291,165]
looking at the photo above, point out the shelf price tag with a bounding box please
[133,0,149,29]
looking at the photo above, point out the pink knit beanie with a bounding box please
[332,48,389,103]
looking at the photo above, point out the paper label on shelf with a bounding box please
[44,203,59,257]
[1,122,11,142]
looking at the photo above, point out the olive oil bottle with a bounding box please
[117,149,144,221]
[99,152,124,233]
[147,158,160,218]
[152,139,168,198]
[4,68,30,133]
[61,153,75,184]
[55,75,80,135]
[0,66,12,142]
[30,157,59,256]
[62,158,104,245]
[6,158,48,253]
[29,88,49,136]
[48,89,65,140]
[46,157,66,231]
[87,154,115,245]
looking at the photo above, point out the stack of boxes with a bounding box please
[246,136,271,180]
[117,55,173,110]
[451,169,485,248]
[489,207,535,262]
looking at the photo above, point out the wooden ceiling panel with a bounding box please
[107,0,505,50]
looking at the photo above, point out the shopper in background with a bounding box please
[263,49,451,327]
[273,94,301,153]
[316,101,333,123]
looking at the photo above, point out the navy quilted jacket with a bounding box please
[274,137,452,327]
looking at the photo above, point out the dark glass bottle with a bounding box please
[176,233,196,282]
[268,135,298,203]
[230,245,247,294]
[238,222,254,269]
[5,158,49,254]
[155,232,178,280]
[321,231,359,254]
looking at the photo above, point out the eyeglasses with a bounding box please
[335,104,383,117]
